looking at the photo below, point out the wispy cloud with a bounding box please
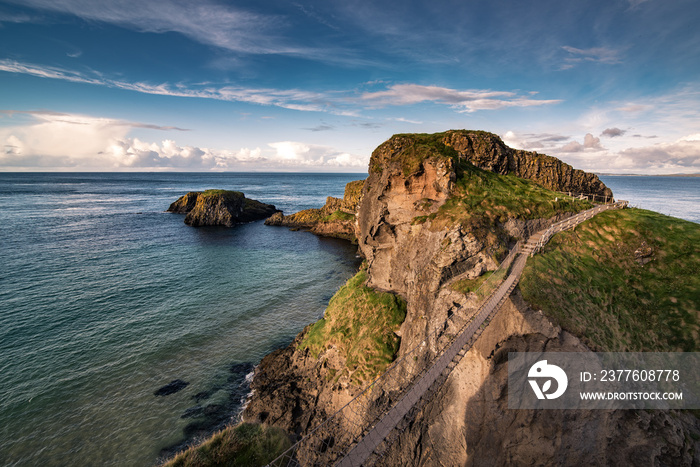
[0,59,561,116]
[0,59,337,113]
[502,131,571,151]
[303,123,335,132]
[4,0,364,65]
[0,109,190,131]
[560,46,622,69]
[391,117,423,125]
[360,84,560,112]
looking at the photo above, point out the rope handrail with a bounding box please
[267,200,628,467]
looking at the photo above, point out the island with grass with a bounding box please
[165,130,700,466]
[167,189,280,227]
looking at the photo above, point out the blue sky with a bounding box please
[1,0,699,173]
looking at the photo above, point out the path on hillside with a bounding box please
[337,201,627,466]
[268,201,627,467]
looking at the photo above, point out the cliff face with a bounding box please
[167,190,279,227]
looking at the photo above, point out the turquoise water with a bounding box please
[0,173,363,466]
[600,175,700,223]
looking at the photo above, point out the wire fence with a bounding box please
[267,201,628,467]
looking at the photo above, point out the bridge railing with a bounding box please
[530,200,628,256]
[268,201,629,466]
[556,191,615,204]
[267,242,523,467]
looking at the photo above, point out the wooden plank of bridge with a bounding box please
[338,255,528,467]
[268,202,628,467]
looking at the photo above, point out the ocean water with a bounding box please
[0,173,363,466]
[600,175,700,224]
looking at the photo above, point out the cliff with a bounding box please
[171,131,698,465]
[442,130,613,198]
[264,179,364,242]
[167,190,279,227]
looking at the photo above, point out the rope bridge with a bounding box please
[268,200,628,467]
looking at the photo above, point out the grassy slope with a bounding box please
[164,423,290,467]
[300,270,407,385]
[420,161,593,229]
[520,208,700,352]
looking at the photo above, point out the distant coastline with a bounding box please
[598,173,700,177]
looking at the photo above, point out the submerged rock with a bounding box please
[167,190,280,227]
[154,379,189,396]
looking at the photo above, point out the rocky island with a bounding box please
[166,130,700,466]
[167,190,280,227]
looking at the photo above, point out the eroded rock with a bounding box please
[167,190,279,227]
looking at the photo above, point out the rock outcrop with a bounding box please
[167,190,279,227]
[264,180,364,242]
[442,130,613,198]
[239,131,698,465]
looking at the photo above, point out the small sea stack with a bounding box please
[167,189,280,227]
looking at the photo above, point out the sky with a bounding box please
[0,0,699,173]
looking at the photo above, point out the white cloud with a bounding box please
[557,133,604,153]
[0,110,367,170]
[547,135,700,174]
[361,84,560,112]
[615,137,700,171]
[502,131,570,151]
[267,141,367,167]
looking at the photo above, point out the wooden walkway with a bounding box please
[337,201,627,466]
[268,201,628,467]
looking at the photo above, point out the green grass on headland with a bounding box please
[520,208,700,352]
[300,270,407,385]
[382,133,593,229]
[321,210,355,222]
[200,189,243,198]
[164,422,290,467]
[424,161,593,229]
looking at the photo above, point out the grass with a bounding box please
[451,268,508,302]
[370,132,592,230]
[164,422,291,467]
[321,210,355,222]
[343,180,365,210]
[520,208,700,352]
[299,270,407,385]
[432,161,593,227]
[200,189,243,199]
[370,132,458,176]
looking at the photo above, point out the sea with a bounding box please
[0,173,364,466]
[0,173,697,467]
